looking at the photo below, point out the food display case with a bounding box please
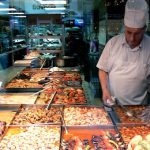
[28,24,64,55]
[0,67,149,149]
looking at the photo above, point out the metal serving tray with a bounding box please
[51,87,87,105]
[63,105,113,126]
[49,67,80,72]
[22,68,49,73]
[13,60,32,67]
[49,71,65,78]
[0,125,61,150]
[52,93,87,105]
[110,105,148,125]
[60,125,126,150]
[0,105,20,138]
[0,92,38,104]
[64,80,82,87]
[0,105,19,127]
[1,88,43,93]
[116,124,150,145]
[3,73,44,89]
[10,104,63,126]
[35,91,57,104]
[0,104,20,111]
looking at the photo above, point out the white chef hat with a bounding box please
[124,0,149,28]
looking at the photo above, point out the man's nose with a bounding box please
[130,34,135,42]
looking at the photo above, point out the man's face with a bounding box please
[125,26,145,49]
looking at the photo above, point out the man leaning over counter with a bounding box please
[96,0,150,105]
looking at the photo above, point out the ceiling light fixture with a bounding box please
[45,7,66,10]
[37,0,67,4]
[47,12,65,14]
[14,15,26,18]
[0,2,4,5]
[8,12,24,14]
[0,8,16,11]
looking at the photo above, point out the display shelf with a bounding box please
[39,50,63,54]
[29,35,61,39]
[28,24,64,56]
[0,47,26,57]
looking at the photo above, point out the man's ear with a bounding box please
[144,25,148,31]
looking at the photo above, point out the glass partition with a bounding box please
[0,20,12,54]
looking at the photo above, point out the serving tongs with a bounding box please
[61,116,68,134]
[40,59,46,70]
[138,106,150,123]
[115,98,135,118]
[31,86,51,96]
[46,91,57,110]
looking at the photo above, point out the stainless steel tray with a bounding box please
[63,105,113,126]
[51,88,87,105]
[1,88,43,93]
[10,104,64,126]
[0,104,20,111]
[22,68,49,73]
[0,93,38,105]
[60,125,126,150]
[0,125,61,150]
[116,124,150,145]
[111,105,148,125]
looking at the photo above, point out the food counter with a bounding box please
[0,67,149,150]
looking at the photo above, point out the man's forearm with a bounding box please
[98,69,112,102]
[98,69,109,92]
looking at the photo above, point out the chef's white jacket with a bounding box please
[97,34,150,105]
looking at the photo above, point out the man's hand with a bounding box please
[102,88,112,103]
[102,89,116,107]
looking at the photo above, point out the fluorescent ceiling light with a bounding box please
[0,2,4,5]
[14,16,26,18]
[0,8,16,11]
[8,12,24,14]
[45,7,66,10]
[39,1,67,4]
[47,12,65,14]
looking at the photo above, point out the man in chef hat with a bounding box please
[96,0,150,105]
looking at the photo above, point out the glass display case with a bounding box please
[28,24,64,54]
[0,18,27,53]
[11,17,27,50]
[0,18,27,70]
[0,20,12,54]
